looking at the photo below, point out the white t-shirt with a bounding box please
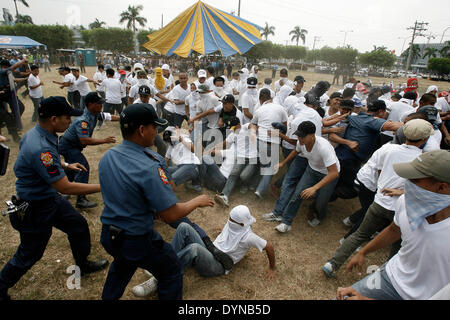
[295,136,340,175]
[355,144,393,192]
[226,124,258,159]
[28,74,43,99]
[185,92,200,119]
[383,101,415,137]
[240,91,259,124]
[251,102,288,144]
[214,229,267,265]
[93,71,106,92]
[98,77,123,104]
[74,75,91,97]
[229,79,241,101]
[435,97,449,112]
[274,78,293,92]
[64,73,76,92]
[197,93,223,129]
[129,80,155,102]
[165,84,190,116]
[165,136,201,165]
[386,195,450,300]
[373,144,422,211]
[283,111,322,150]
[133,98,157,112]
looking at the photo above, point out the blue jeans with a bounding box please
[280,165,338,226]
[351,264,403,300]
[80,95,87,109]
[171,223,225,277]
[222,158,258,197]
[273,156,308,216]
[168,164,201,187]
[255,140,280,196]
[30,96,44,122]
[199,155,227,193]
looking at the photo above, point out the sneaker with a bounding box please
[132,277,158,297]
[275,223,292,233]
[308,218,321,227]
[186,183,202,193]
[214,194,229,207]
[339,237,345,246]
[239,185,248,194]
[262,212,282,222]
[254,191,263,200]
[322,262,336,278]
[342,217,354,228]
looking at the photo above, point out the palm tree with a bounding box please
[15,14,33,24]
[119,5,147,33]
[422,47,438,59]
[89,18,106,29]
[440,41,450,58]
[401,44,420,63]
[119,5,147,54]
[289,26,307,46]
[373,45,388,51]
[260,22,275,41]
[13,0,29,17]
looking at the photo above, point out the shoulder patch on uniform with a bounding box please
[81,121,88,129]
[40,152,54,167]
[158,168,169,185]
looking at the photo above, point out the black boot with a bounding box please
[202,236,234,271]
[79,259,109,276]
[76,195,97,209]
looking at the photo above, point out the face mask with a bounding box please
[192,92,200,99]
[404,180,450,231]
[215,87,224,95]
[137,79,147,85]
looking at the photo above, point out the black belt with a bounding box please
[103,225,149,240]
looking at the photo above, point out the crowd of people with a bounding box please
[0,50,449,301]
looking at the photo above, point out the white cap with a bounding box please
[198,69,207,78]
[133,63,144,71]
[162,64,170,71]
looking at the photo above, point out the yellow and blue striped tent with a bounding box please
[143,1,262,57]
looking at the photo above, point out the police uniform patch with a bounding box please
[46,165,60,177]
[158,168,169,185]
[81,121,88,129]
[40,152,54,167]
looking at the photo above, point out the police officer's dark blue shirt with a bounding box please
[59,108,98,150]
[335,112,386,162]
[0,68,10,87]
[15,125,66,201]
[99,140,178,236]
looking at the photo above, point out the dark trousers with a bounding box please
[332,158,361,200]
[100,226,183,300]
[0,195,91,295]
[344,182,376,238]
[104,102,123,115]
[59,147,90,184]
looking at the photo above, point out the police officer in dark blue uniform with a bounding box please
[59,92,119,209]
[99,103,215,300]
[0,97,109,301]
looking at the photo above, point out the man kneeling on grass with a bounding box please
[132,205,276,297]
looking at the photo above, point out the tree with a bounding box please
[260,22,275,41]
[119,5,147,54]
[89,18,106,29]
[359,49,396,70]
[401,44,420,64]
[15,14,33,24]
[423,47,438,59]
[305,49,321,63]
[284,45,307,61]
[440,41,450,58]
[137,29,156,51]
[87,28,134,53]
[289,26,307,46]
[373,45,388,51]
[13,0,29,17]
[427,58,450,79]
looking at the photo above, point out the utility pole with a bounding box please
[161,14,164,29]
[426,32,436,45]
[238,0,241,17]
[406,21,428,71]
[340,30,353,47]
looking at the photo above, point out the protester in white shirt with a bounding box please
[240,77,259,124]
[54,67,77,107]
[28,65,44,122]
[337,150,450,300]
[72,68,95,109]
[249,65,259,81]
[98,68,123,116]
[199,146,237,193]
[162,64,174,90]
[93,65,106,98]
[229,72,241,105]
[164,73,191,128]
[274,68,293,93]
[212,76,230,100]
[128,70,155,105]
[264,121,340,233]
[322,119,435,277]
[164,127,202,192]
[249,89,288,199]
[237,68,249,105]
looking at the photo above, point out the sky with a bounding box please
[3,0,450,54]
